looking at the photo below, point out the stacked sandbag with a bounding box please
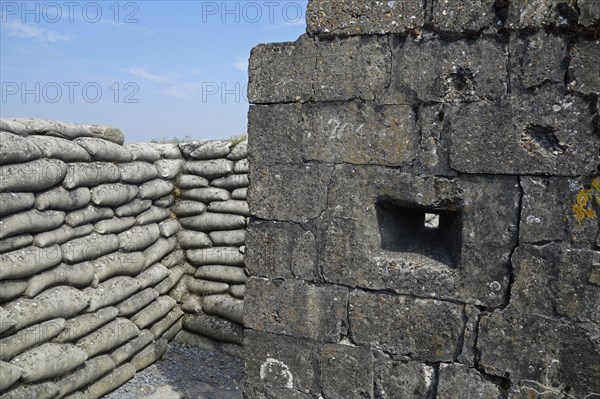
[174,140,248,358]
[0,119,185,398]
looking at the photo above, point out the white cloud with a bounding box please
[159,83,204,100]
[128,67,172,83]
[233,58,248,72]
[1,20,71,43]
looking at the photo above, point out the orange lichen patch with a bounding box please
[572,177,600,223]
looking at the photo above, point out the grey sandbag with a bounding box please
[153,194,174,208]
[0,159,67,193]
[189,140,231,160]
[85,276,141,312]
[0,318,65,361]
[177,230,212,249]
[168,277,188,302]
[118,224,160,252]
[94,216,136,234]
[175,330,218,351]
[180,213,246,232]
[158,219,180,238]
[184,159,234,179]
[34,187,90,211]
[138,179,174,200]
[73,137,132,162]
[91,251,145,287]
[4,286,89,330]
[55,354,115,398]
[234,159,249,173]
[0,361,22,392]
[208,200,250,216]
[54,307,118,343]
[64,205,113,227]
[118,161,158,184]
[0,234,33,254]
[187,278,229,295]
[124,143,160,162]
[180,187,230,202]
[0,280,27,303]
[0,307,16,335]
[25,261,94,297]
[161,249,185,268]
[0,381,59,399]
[76,318,139,357]
[183,313,243,344]
[155,159,184,179]
[61,233,119,264]
[150,143,182,159]
[162,318,183,341]
[154,265,186,295]
[176,174,209,189]
[0,131,42,165]
[115,198,151,217]
[231,187,247,200]
[0,193,34,217]
[211,174,249,190]
[90,183,138,207]
[137,264,169,289]
[143,237,177,268]
[0,209,65,239]
[209,229,246,246]
[202,294,244,324]
[11,343,88,383]
[187,246,245,266]
[27,135,92,162]
[131,296,177,329]
[171,200,206,217]
[83,363,135,399]
[227,141,247,161]
[130,338,168,371]
[115,288,159,317]
[34,224,92,247]
[181,294,203,313]
[62,162,120,189]
[136,206,170,225]
[150,308,183,339]
[0,244,62,280]
[110,330,153,366]
[195,265,247,284]
[229,284,246,299]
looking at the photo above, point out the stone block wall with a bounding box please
[245,1,599,398]
[0,118,248,398]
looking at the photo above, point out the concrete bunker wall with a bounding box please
[244,0,600,398]
[0,118,248,398]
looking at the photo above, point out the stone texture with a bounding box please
[349,290,464,361]
[245,278,348,342]
[448,86,598,175]
[437,363,502,399]
[569,39,600,94]
[374,358,433,398]
[320,344,374,399]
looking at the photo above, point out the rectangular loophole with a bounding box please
[376,201,462,268]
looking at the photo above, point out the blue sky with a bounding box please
[0,0,307,142]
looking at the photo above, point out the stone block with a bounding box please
[374,358,433,398]
[245,277,348,342]
[314,35,390,101]
[306,0,425,35]
[301,102,418,166]
[244,330,320,393]
[437,363,502,399]
[448,86,598,175]
[569,39,600,94]
[320,344,374,399]
[506,0,580,28]
[248,35,316,103]
[246,221,318,280]
[349,290,464,362]
[431,0,496,31]
[249,163,333,222]
[385,36,507,104]
[321,166,519,306]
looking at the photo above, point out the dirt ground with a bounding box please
[104,342,244,399]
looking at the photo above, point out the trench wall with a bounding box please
[244,0,600,398]
[0,118,248,398]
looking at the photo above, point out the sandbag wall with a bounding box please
[172,140,248,358]
[0,118,248,399]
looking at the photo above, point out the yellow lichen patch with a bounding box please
[572,177,600,223]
